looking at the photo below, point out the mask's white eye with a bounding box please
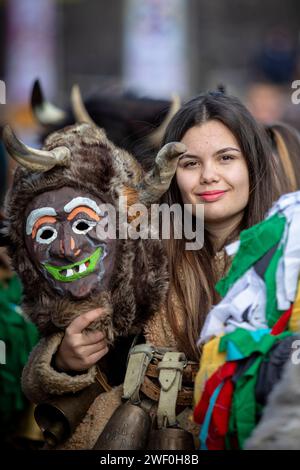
[72,218,96,235]
[36,226,58,244]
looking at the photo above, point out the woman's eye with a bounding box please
[36,226,57,244]
[220,155,234,162]
[72,219,96,235]
[184,161,199,168]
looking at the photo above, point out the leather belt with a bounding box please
[146,361,198,383]
[140,376,194,407]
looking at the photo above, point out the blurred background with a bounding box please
[0,0,300,114]
[0,0,299,199]
[0,0,300,450]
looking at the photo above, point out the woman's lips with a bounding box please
[197,190,227,202]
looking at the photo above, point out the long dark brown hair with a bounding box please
[265,121,300,192]
[161,92,283,361]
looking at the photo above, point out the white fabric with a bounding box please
[267,192,300,310]
[199,191,300,346]
[225,240,240,257]
[199,267,267,344]
[267,191,300,220]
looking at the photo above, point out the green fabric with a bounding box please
[219,328,287,358]
[227,356,263,449]
[0,275,39,432]
[224,329,271,361]
[264,245,284,327]
[216,213,286,298]
[220,328,292,449]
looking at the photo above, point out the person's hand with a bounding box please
[55,308,109,372]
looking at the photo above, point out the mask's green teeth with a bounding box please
[44,247,103,282]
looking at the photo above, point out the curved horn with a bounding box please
[31,79,67,126]
[3,125,71,172]
[138,141,186,205]
[147,94,181,147]
[71,84,95,125]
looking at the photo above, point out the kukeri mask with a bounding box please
[25,186,116,299]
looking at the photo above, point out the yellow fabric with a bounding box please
[193,335,226,405]
[289,280,300,332]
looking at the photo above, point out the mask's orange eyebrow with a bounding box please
[67,206,100,222]
[32,216,57,239]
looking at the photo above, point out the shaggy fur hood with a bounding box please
[4,123,169,340]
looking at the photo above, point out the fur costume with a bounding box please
[4,123,187,339]
[20,251,229,449]
[3,122,187,449]
[21,282,200,449]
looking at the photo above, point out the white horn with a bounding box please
[71,84,95,125]
[3,125,71,172]
[138,141,186,204]
[31,79,67,126]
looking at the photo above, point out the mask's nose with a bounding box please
[50,226,81,262]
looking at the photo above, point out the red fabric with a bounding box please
[193,361,238,450]
[193,305,293,450]
[271,305,293,335]
[207,377,236,450]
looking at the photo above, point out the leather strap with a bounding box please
[147,361,198,383]
[156,352,186,428]
[95,366,112,393]
[140,376,193,406]
[123,343,155,404]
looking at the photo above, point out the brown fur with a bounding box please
[4,123,169,341]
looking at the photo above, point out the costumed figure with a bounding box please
[3,121,198,450]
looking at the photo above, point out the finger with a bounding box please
[67,308,106,335]
[79,341,108,358]
[88,347,109,364]
[81,330,106,346]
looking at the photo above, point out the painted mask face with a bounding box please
[25,187,116,299]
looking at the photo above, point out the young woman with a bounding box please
[159,91,282,362]
[21,91,283,449]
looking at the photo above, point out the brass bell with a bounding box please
[93,401,151,450]
[13,403,44,443]
[147,426,196,450]
[35,382,101,447]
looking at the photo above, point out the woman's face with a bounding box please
[176,120,249,225]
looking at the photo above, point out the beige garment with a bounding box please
[143,286,182,349]
[142,248,229,442]
[144,247,229,349]
[22,248,230,449]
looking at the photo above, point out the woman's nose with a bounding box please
[200,162,220,184]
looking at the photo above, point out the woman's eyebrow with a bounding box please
[179,153,201,160]
[179,147,241,160]
[215,147,241,155]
